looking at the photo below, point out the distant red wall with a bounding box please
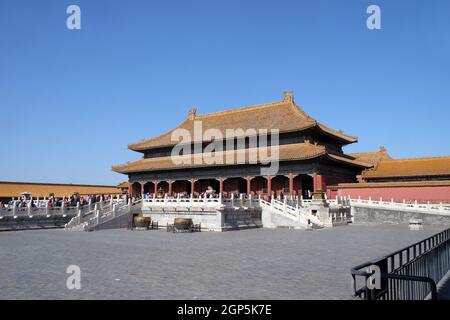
[333,186,450,203]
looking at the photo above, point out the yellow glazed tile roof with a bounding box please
[348,146,392,166]
[128,93,357,151]
[362,156,450,179]
[0,181,123,198]
[112,142,369,174]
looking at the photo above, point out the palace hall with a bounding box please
[112,92,372,198]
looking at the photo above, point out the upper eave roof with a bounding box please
[128,94,357,152]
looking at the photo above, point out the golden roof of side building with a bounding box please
[128,92,357,151]
[362,156,450,179]
[348,146,392,166]
[117,182,129,189]
[112,142,371,174]
[0,181,123,198]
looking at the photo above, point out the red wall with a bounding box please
[334,186,450,203]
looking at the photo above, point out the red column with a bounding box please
[298,177,303,197]
[219,178,224,194]
[153,181,158,194]
[168,180,173,195]
[267,176,272,195]
[140,182,145,195]
[191,179,195,195]
[128,182,132,196]
[313,173,323,192]
[247,176,251,195]
[289,174,294,195]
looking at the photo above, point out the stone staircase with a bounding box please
[65,199,138,231]
[260,198,324,229]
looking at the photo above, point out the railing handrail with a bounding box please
[350,198,450,214]
[351,227,450,300]
[352,270,438,300]
[352,228,450,270]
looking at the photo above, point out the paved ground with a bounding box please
[0,224,446,300]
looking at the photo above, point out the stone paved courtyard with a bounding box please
[0,224,446,300]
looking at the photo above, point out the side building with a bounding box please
[331,148,450,203]
[0,181,126,203]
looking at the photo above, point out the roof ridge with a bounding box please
[289,101,313,120]
[196,99,309,119]
[349,150,384,155]
[317,122,358,140]
[349,146,389,155]
[128,118,189,148]
[327,153,373,167]
[380,155,450,162]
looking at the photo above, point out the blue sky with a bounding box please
[0,0,449,185]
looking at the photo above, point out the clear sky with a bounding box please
[1,0,449,185]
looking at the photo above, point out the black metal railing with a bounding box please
[351,228,450,300]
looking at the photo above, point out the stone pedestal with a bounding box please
[310,191,332,227]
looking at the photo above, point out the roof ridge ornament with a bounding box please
[283,90,294,102]
[188,107,197,120]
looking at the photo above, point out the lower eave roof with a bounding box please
[112,143,371,174]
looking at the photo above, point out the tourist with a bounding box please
[70,194,78,207]
[48,194,56,207]
[18,199,25,209]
